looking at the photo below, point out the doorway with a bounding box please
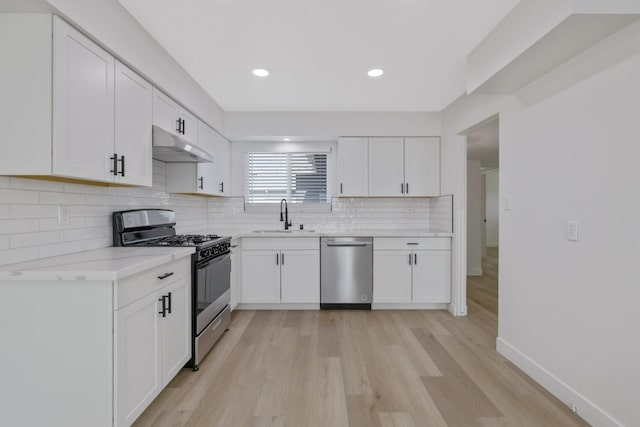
[464,117,499,335]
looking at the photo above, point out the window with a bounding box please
[245,152,330,206]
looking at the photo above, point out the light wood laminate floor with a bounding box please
[135,247,588,426]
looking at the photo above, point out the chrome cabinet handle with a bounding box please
[281,252,285,265]
[409,253,412,265]
[158,272,174,280]
[414,253,417,265]
[167,292,172,314]
[276,253,279,265]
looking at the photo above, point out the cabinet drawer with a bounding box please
[374,237,451,251]
[242,237,319,251]
[115,257,191,310]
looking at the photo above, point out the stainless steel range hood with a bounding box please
[152,125,214,163]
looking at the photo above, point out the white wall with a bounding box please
[485,170,499,247]
[225,111,442,141]
[466,160,483,275]
[41,0,225,131]
[443,19,640,427]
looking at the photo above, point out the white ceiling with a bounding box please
[119,0,519,112]
[467,119,499,168]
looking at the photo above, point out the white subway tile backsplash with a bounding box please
[39,217,85,231]
[62,227,108,242]
[0,163,453,267]
[10,231,63,249]
[39,191,86,205]
[0,219,40,235]
[0,189,40,204]
[10,204,59,218]
[39,241,85,259]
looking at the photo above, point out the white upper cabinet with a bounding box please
[179,108,198,145]
[337,137,369,197]
[115,61,153,186]
[152,88,198,146]
[165,121,221,196]
[404,137,440,197]
[368,137,405,197]
[216,138,231,196]
[152,89,181,137]
[0,15,154,186]
[367,137,440,197]
[52,16,115,183]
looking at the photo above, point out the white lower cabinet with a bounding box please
[241,238,319,305]
[373,250,413,303]
[115,260,192,427]
[241,250,281,303]
[115,291,162,427]
[373,238,451,305]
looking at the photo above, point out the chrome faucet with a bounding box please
[280,198,292,230]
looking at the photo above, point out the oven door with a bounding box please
[195,253,231,335]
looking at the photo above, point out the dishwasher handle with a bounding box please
[325,242,370,247]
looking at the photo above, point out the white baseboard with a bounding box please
[496,337,622,427]
[467,266,483,276]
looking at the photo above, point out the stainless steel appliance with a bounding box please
[152,125,214,163]
[113,209,230,370]
[320,237,373,309]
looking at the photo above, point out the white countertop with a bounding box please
[0,247,195,282]
[236,229,453,238]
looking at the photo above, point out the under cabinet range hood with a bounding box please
[152,125,214,163]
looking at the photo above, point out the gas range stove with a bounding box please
[113,208,232,370]
[112,209,231,261]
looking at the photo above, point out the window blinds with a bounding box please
[245,152,330,204]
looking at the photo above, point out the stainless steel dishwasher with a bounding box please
[320,237,373,309]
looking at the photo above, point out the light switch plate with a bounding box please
[566,220,578,241]
[502,195,511,211]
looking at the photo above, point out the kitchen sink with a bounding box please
[252,229,316,233]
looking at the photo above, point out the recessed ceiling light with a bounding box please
[252,68,270,77]
[367,68,384,78]
[283,137,291,141]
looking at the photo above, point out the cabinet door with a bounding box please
[115,292,162,427]
[179,108,198,145]
[196,162,218,195]
[412,250,451,303]
[115,61,153,186]
[152,88,180,136]
[337,137,368,196]
[161,276,192,385]
[373,251,412,303]
[195,121,219,195]
[241,251,281,303]
[280,250,319,303]
[216,137,231,196]
[368,137,405,197]
[404,137,440,197]
[52,17,115,183]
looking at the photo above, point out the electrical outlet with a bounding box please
[566,220,578,241]
[57,206,70,225]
